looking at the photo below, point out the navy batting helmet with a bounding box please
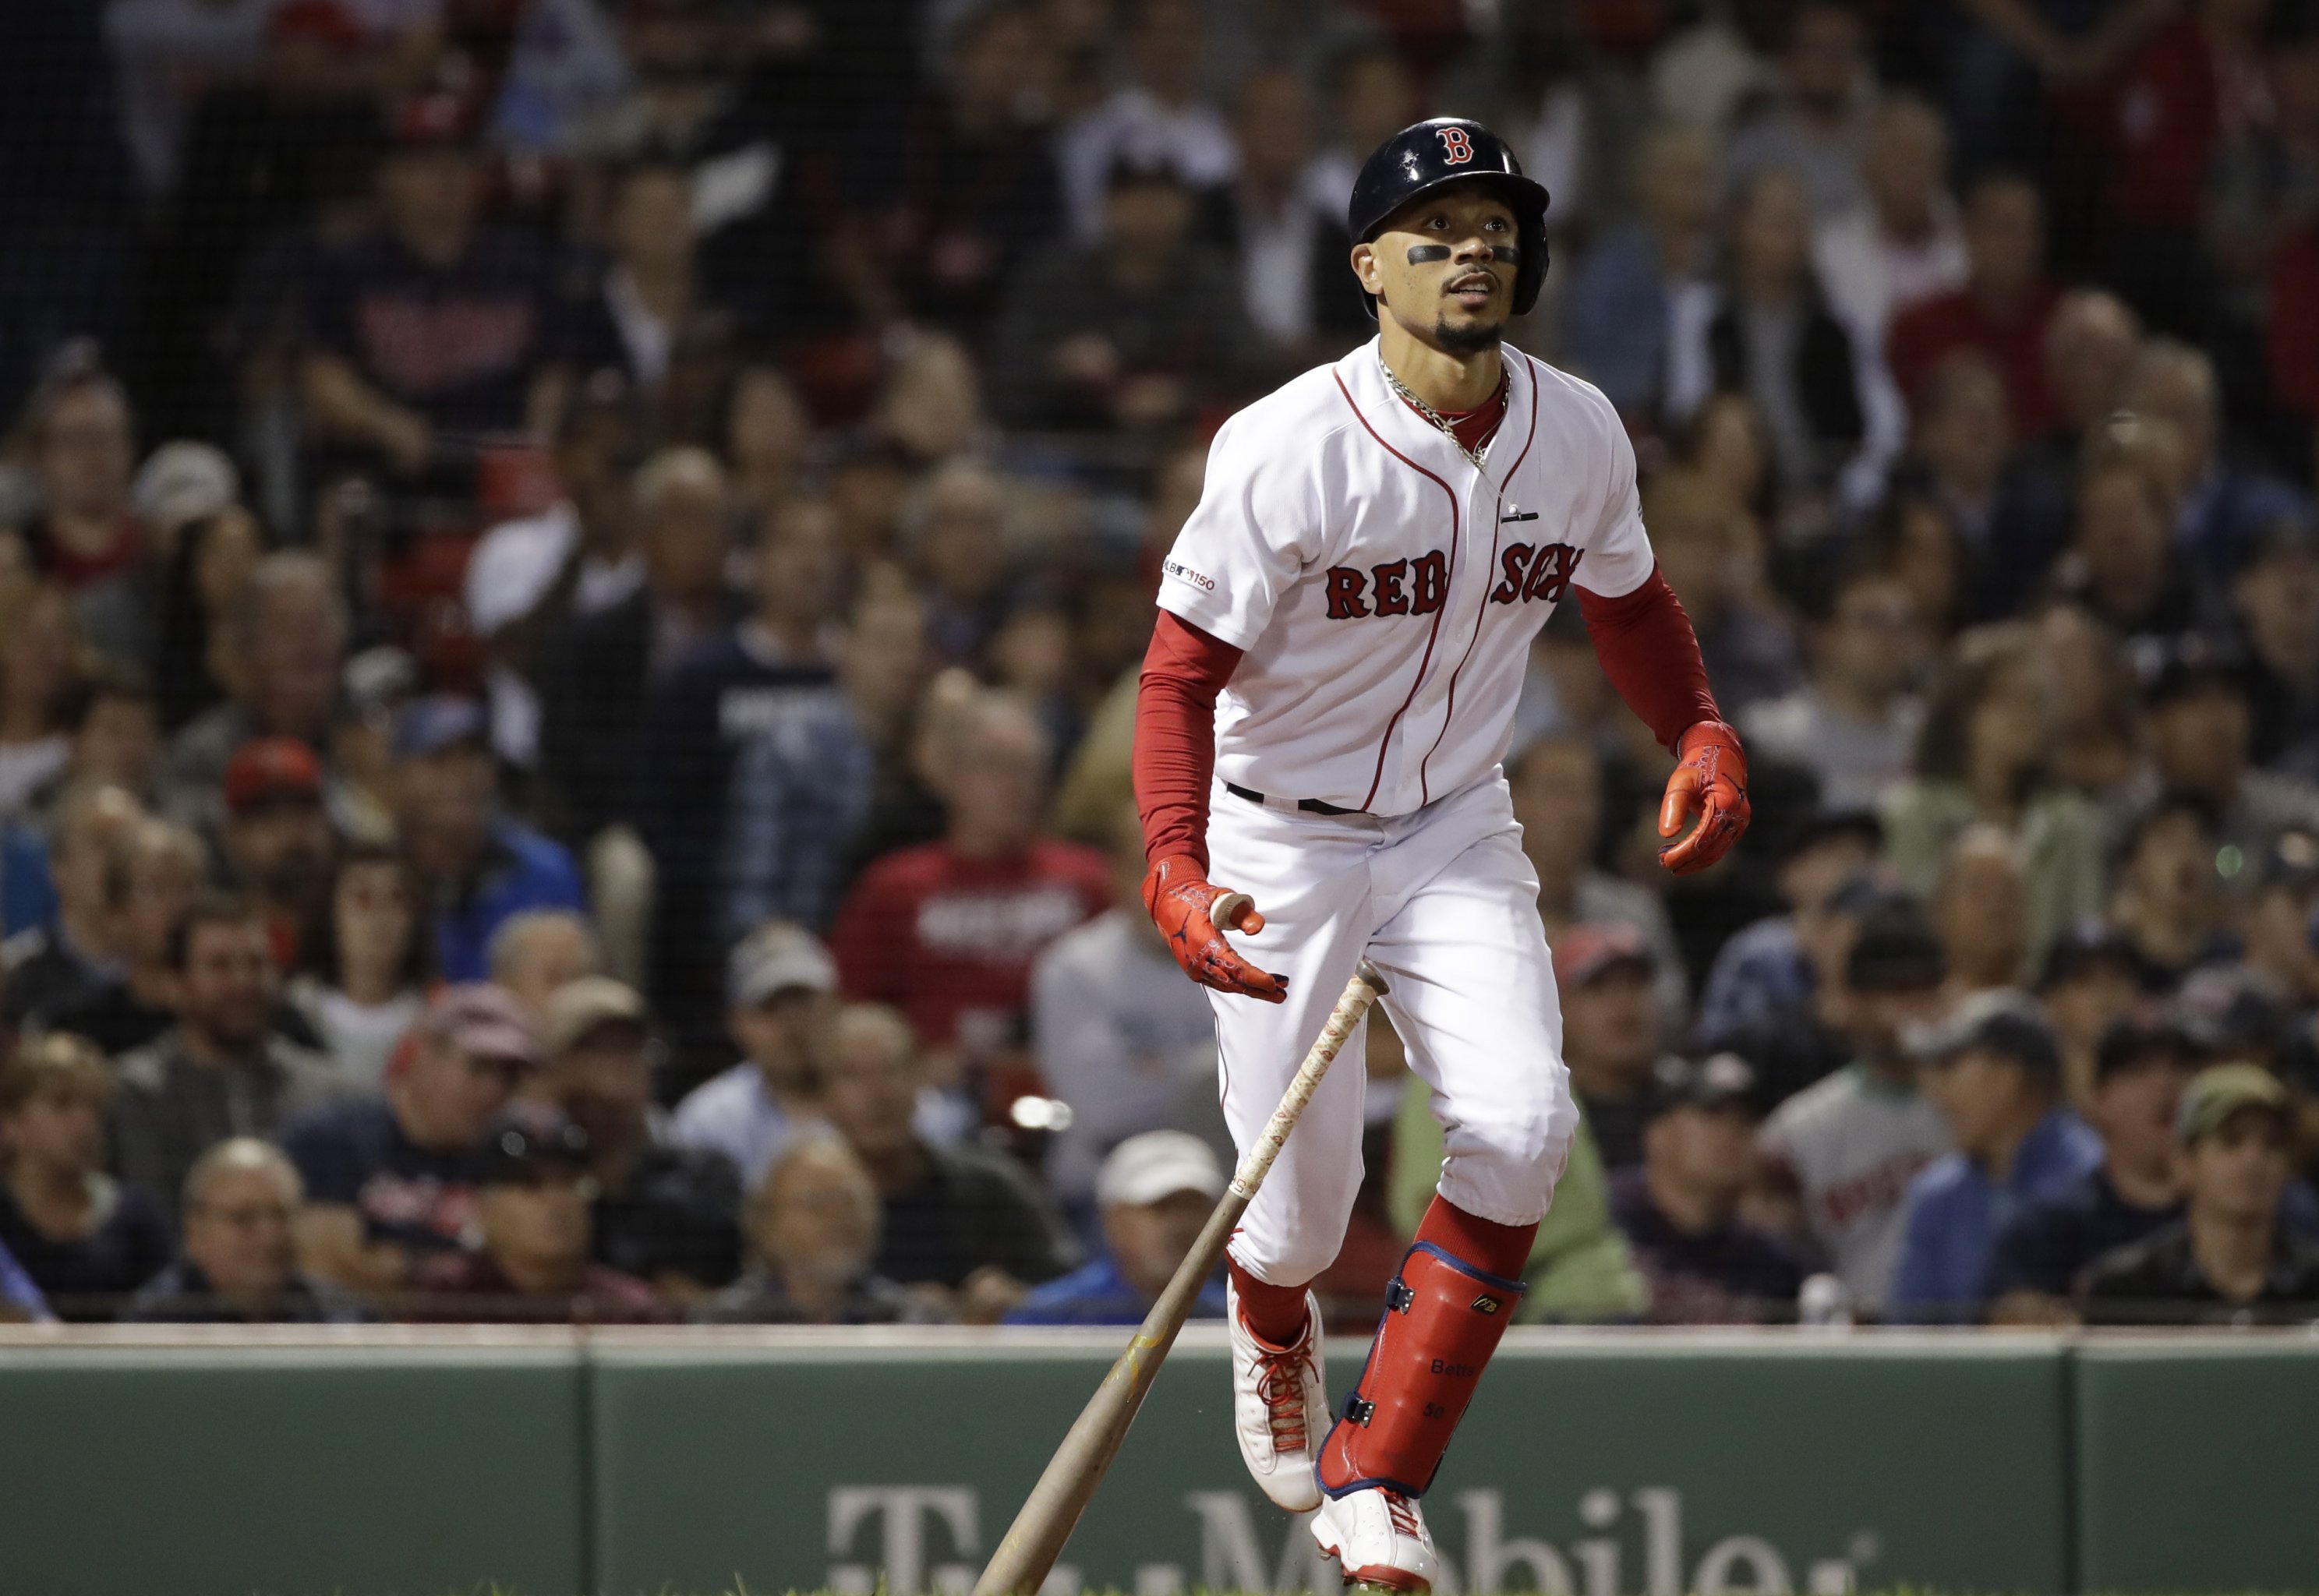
[1347,118,1551,319]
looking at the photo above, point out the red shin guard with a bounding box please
[1317,1239,1526,1498]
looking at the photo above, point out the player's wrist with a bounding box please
[1677,718,1745,769]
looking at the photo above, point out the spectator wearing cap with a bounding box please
[1756,902,1953,1313]
[389,697,585,984]
[35,817,204,1056]
[1889,991,2102,1320]
[700,1138,937,1326]
[2036,921,2148,1107]
[1695,811,1882,1057]
[989,150,1252,433]
[417,1108,668,1323]
[535,446,743,849]
[163,553,348,828]
[633,500,844,1054]
[1611,1055,1808,1323]
[2123,649,2319,877]
[1741,562,1929,815]
[821,1002,1076,1321]
[288,846,434,1090]
[488,909,603,1021]
[465,372,650,772]
[536,976,741,1297]
[670,923,838,1190]
[114,894,346,1223]
[2083,1065,2319,1322]
[1007,1130,1230,1326]
[329,648,419,849]
[219,736,336,972]
[2232,524,2319,772]
[122,1139,362,1324]
[1557,924,1677,1174]
[829,691,1111,1086]
[300,89,565,468]
[280,983,536,1298]
[2240,834,2319,1016]
[1987,1018,2201,1322]
[1511,737,1689,1026]
[0,1035,171,1320]
[1,781,142,1029]
[2105,797,2235,989]
[1032,807,1223,1216]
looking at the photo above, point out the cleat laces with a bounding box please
[1384,1491,1423,1539]
[1253,1344,1314,1453]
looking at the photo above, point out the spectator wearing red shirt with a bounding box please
[2105,0,2275,336]
[1888,174,2063,436]
[829,690,1110,1096]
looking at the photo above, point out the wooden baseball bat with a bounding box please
[970,958,1391,1596]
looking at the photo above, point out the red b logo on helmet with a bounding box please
[1436,127,1475,164]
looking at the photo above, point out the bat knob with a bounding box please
[1354,959,1388,995]
[1209,891,1253,930]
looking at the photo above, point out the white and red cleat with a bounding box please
[1228,1280,1329,1512]
[1310,1484,1441,1592]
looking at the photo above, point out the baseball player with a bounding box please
[1132,119,1750,1588]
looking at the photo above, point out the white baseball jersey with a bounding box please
[1758,1065,1950,1311]
[1158,337,1656,816]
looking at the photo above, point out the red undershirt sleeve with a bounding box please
[1133,609,1244,871]
[1574,564,1723,753]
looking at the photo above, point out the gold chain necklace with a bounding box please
[1378,353,1499,472]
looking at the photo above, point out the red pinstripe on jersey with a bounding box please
[1416,355,1543,803]
[1332,369,1462,813]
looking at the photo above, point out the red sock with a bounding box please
[1413,1193,1538,1281]
[1227,1254,1313,1346]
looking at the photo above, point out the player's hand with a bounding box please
[1142,853,1290,1003]
[1657,719,1751,876]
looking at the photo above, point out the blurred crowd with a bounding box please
[3,0,2319,1329]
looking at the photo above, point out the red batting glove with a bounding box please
[1658,719,1751,876]
[1142,854,1290,1003]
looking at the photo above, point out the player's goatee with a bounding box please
[1432,319,1503,355]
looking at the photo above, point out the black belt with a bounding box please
[1225,782,1363,817]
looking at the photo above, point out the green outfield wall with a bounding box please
[0,1329,2309,1596]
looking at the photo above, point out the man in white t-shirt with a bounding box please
[1757,902,1952,1312]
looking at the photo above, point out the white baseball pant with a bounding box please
[1204,769,1578,1286]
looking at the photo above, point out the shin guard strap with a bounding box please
[1318,1241,1525,1499]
